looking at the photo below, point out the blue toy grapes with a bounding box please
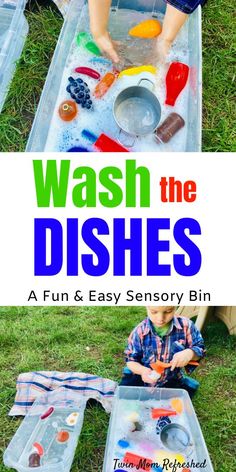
[156,416,171,435]
[66,76,93,110]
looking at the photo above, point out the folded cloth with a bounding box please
[9,371,117,416]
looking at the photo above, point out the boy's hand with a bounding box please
[155,35,172,63]
[93,31,120,63]
[141,367,157,384]
[170,349,194,370]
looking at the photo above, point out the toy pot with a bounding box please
[160,424,191,452]
[113,78,161,147]
[165,62,189,106]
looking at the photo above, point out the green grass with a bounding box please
[202,0,236,151]
[0,3,63,152]
[0,308,235,471]
[0,0,235,151]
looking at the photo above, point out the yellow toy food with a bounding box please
[171,397,184,414]
[127,412,140,422]
[129,19,162,39]
[119,65,157,78]
[154,451,185,471]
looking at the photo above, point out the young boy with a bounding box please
[121,306,205,397]
[88,0,206,63]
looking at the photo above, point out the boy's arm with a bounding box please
[88,0,111,38]
[88,0,119,62]
[170,348,198,370]
[125,329,155,384]
[171,320,206,370]
[127,361,156,384]
[156,4,188,61]
[161,4,188,44]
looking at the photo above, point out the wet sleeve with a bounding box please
[185,320,206,373]
[166,0,205,14]
[124,328,143,363]
[186,319,206,358]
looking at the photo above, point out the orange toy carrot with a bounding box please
[151,408,177,419]
[129,19,162,39]
[150,360,172,374]
[94,72,117,99]
[151,359,199,374]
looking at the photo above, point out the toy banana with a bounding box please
[119,65,157,78]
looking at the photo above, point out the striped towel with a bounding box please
[9,371,117,416]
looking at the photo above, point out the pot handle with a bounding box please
[137,77,155,91]
[185,443,194,459]
[118,129,136,148]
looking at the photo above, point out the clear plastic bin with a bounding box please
[26,0,202,152]
[0,0,28,113]
[3,389,86,472]
[103,386,214,472]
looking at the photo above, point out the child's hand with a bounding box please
[141,367,157,384]
[170,349,194,370]
[155,35,172,63]
[93,31,120,63]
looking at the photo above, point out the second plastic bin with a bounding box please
[103,386,214,472]
[0,0,28,113]
[26,0,202,152]
[3,389,86,472]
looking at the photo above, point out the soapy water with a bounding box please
[18,408,79,467]
[104,398,197,472]
[116,97,157,134]
[45,6,190,152]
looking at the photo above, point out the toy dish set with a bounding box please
[26,0,202,152]
[3,387,214,472]
[3,390,86,472]
[103,387,214,472]
[0,0,28,113]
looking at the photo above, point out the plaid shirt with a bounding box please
[165,0,205,14]
[125,316,206,385]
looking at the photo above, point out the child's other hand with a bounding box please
[141,367,157,384]
[170,349,194,370]
[155,35,172,63]
[93,32,120,63]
